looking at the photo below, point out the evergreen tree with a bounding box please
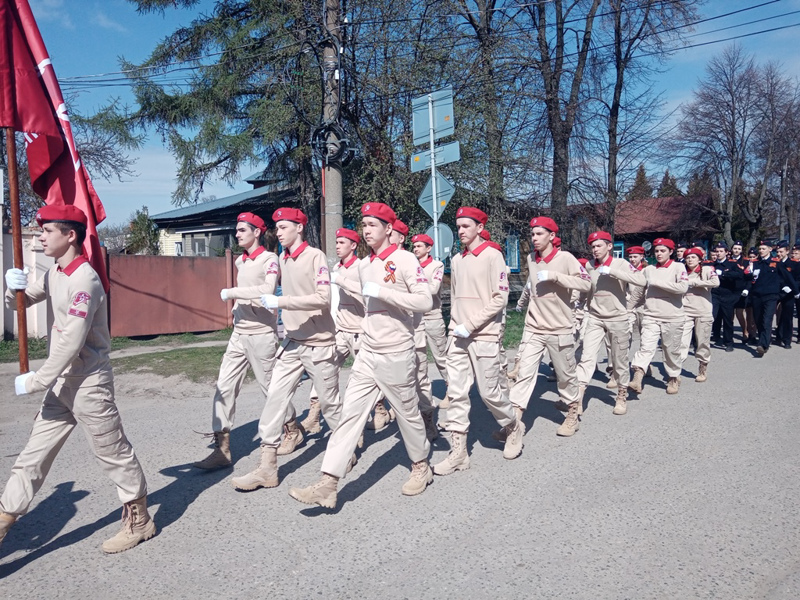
[127,207,159,255]
[657,169,682,197]
[625,164,653,201]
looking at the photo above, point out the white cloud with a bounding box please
[29,0,74,30]
[92,12,127,33]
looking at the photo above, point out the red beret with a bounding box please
[578,258,589,267]
[587,231,612,244]
[626,246,645,255]
[479,229,492,241]
[336,228,360,243]
[36,205,88,227]
[653,238,675,250]
[393,219,409,236]
[530,216,558,233]
[412,234,434,246]
[456,206,488,225]
[272,207,307,226]
[684,247,704,259]
[361,202,397,223]
[238,212,266,232]
[553,236,562,248]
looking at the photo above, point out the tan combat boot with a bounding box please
[288,474,339,509]
[277,420,305,456]
[432,432,470,475]
[606,371,618,389]
[502,419,525,460]
[231,444,279,491]
[666,377,681,395]
[102,496,157,554]
[556,402,580,437]
[612,388,628,415]
[0,512,16,548]
[193,431,232,470]
[695,362,708,383]
[421,410,438,441]
[367,400,393,431]
[628,367,645,393]
[401,461,434,496]
[300,400,322,434]
[492,405,523,442]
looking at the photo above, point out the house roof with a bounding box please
[614,195,717,236]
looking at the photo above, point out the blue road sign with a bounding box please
[411,141,460,173]
[412,87,455,146]
[418,173,455,219]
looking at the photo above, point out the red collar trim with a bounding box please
[243,246,265,261]
[535,247,559,264]
[341,255,357,269]
[370,244,398,262]
[59,256,89,276]
[419,256,433,268]
[593,255,613,268]
[656,259,673,269]
[462,241,491,257]
[283,241,308,260]
[691,265,702,274]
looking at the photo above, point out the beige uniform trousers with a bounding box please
[444,337,516,433]
[309,330,360,402]
[0,380,147,516]
[257,340,341,445]
[321,348,430,478]
[512,327,534,372]
[415,327,434,413]
[631,317,684,378]
[509,331,581,410]
[212,331,279,432]
[576,317,631,387]
[680,317,712,365]
[423,317,448,383]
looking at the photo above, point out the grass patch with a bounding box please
[0,337,49,363]
[112,346,229,383]
[503,310,524,349]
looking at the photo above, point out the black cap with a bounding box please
[713,242,728,250]
[676,241,688,249]
[732,240,743,246]
[777,240,789,249]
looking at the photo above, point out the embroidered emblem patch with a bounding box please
[384,261,397,283]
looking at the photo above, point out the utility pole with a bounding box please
[321,0,343,260]
[779,159,788,240]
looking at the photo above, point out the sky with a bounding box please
[22,0,800,226]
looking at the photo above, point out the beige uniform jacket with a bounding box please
[626,264,647,313]
[684,265,719,319]
[332,255,365,334]
[5,257,111,394]
[449,242,509,341]
[359,245,433,353]
[224,247,280,334]
[641,260,689,322]
[276,242,336,346]
[585,257,646,321]
[525,248,592,335]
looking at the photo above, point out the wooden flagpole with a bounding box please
[5,127,29,373]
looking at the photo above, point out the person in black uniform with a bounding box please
[747,240,798,356]
[675,242,688,263]
[730,241,752,342]
[710,242,745,352]
[774,241,799,348]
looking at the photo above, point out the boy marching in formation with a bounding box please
[4,199,800,555]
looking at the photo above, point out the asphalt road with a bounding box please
[0,339,798,599]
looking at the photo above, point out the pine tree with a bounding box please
[657,169,682,197]
[625,164,653,201]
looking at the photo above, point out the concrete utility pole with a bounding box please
[321,0,343,260]
[779,159,788,240]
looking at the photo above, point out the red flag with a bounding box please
[0,0,109,291]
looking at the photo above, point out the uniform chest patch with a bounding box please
[384,261,397,283]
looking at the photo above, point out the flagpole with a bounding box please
[5,128,30,373]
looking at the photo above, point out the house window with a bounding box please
[175,242,183,256]
[506,234,520,273]
[613,242,624,259]
[193,239,207,257]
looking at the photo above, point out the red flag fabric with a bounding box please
[0,0,109,291]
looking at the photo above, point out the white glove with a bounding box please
[453,324,470,338]
[782,286,792,294]
[330,272,339,284]
[260,294,279,309]
[362,282,381,298]
[220,289,230,301]
[15,371,34,395]
[537,270,549,282]
[715,269,722,275]
[5,267,29,291]
[795,293,800,299]
[597,265,611,275]
[741,289,749,297]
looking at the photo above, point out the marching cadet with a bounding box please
[390,218,409,248]
[710,242,745,352]
[629,238,688,395]
[746,240,798,356]
[675,242,688,263]
[0,206,153,554]
[231,208,343,491]
[680,247,719,381]
[411,233,449,410]
[301,228,365,434]
[731,241,756,344]
[509,217,591,437]
[774,241,797,349]
[626,246,647,340]
[576,232,645,416]
[289,202,433,508]
[194,213,283,470]
[433,207,524,474]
